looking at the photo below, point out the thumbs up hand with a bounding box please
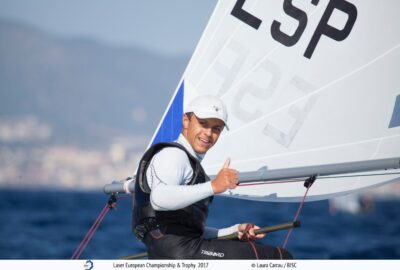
[211,158,238,194]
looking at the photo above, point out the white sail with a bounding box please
[107,0,400,202]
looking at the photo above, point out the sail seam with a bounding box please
[205,134,400,170]
[220,43,400,138]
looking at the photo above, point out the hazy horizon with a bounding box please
[0,0,216,56]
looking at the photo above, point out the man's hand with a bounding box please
[238,224,266,240]
[211,158,238,194]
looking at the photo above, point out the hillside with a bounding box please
[0,19,188,147]
[0,20,189,189]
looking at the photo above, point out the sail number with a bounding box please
[231,0,357,59]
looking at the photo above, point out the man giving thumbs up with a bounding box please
[133,95,292,259]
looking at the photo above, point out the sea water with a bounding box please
[0,189,399,259]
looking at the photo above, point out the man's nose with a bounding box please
[203,127,212,136]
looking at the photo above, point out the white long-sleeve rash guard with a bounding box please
[146,133,238,239]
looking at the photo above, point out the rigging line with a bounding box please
[219,43,400,140]
[71,204,108,259]
[205,134,400,171]
[75,205,110,260]
[237,172,400,187]
[75,206,109,259]
[240,223,260,259]
[248,241,259,260]
[71,204,109,260]
[71,194,129,259]
[193,0,261,90]
[281,180,314,249]
[276,247,283,260]
[318,172,400,179]
[238,179,305,186]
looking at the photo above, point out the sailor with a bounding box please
[133,95,292,259]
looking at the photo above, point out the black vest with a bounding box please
[132,142,213,240]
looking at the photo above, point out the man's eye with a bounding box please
[213,127,222,133]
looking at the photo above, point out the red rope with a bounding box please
[281,183,313,249]
[70,187,132,259]
[238,177,315,250]
[71,203,110,259]
[240,224,260,259]
[238,179,304,187]
[276,247,283,259]
[248,241,259,259]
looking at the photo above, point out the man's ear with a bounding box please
[182,114,189,131]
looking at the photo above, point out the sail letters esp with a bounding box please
[231,0,357,59]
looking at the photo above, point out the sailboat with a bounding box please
[101,0,400,257]
[105,0,399,201]
[328,193,373,215]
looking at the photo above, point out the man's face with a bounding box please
[182,113,225,154]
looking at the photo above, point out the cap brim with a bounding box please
[195,113,229,131]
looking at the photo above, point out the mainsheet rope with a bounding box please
[70,195,131,259]
[282,179,314,249]
[238,176,316,255]
[240,223,260,259]
[70,203,110,260]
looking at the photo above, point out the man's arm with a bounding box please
[202,224,266,240]
[147,147,214,211]
[202,225,239,239]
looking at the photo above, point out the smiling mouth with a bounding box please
[199,138,211,145]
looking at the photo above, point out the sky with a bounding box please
[0,0,216,55]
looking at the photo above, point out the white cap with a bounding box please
[184,95,229,130]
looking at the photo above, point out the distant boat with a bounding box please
[329,193,373,215]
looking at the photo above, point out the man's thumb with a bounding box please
[223,158,231,169]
